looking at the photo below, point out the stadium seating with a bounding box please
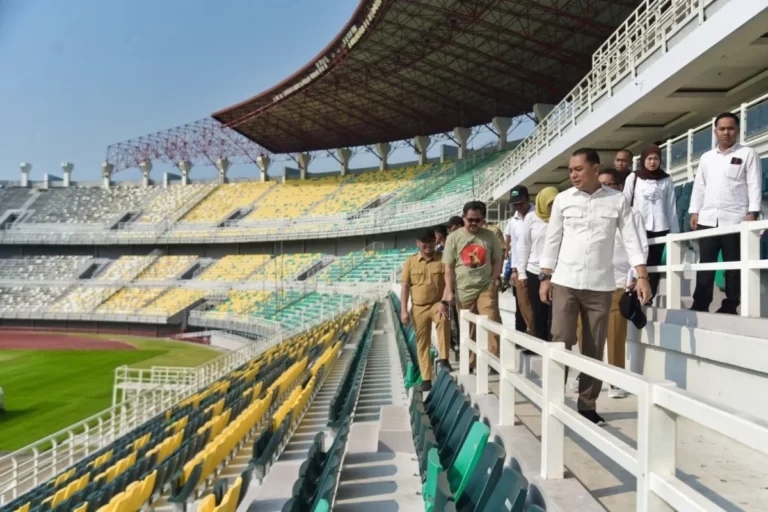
[210,290,275,316]
[246,176,344,221]
[0,256,90,281]
[136,184,216,224]
[246,254,321,281]
[95,287,166,314]
[136,256,197,280]
[97,256,153,281]
[180,182,274,223]
[50,287,119,313]
[23,187,151,224]
[319,249,415,283]
[5,309,364,512]
[0,187,35,217]
[0,286,66,313]
[196,255,271,282]
[142,288,205,316]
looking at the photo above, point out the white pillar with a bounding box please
[453,127,470,160]
[492,117,511,150]
[414,136,430,166]
[215,158,230,184]
[139,161,152,188]
[43,173,50,189]
[61,162,73,188]
[178,160,192,186]
[256,155,271,183]
[375,143,391,171]
[297,153,310,180]
[20,162,31,188]
[163,172,170,188]
[101,162,113,189]
[337,148,352,176]
[533,103,555,124]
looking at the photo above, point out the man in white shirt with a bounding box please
[540,149,651,425]
[689,112,762,314]
[614,149,634,180]
[503,185,535,335]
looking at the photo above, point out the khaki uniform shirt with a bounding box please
[401,252,446,306]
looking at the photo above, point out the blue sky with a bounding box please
[0,0,529,182]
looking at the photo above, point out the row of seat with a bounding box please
[8,308,365,512]
[389,292,428,390]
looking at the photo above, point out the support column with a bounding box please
[61,162,73,188]
[178,160,192,186]
[20,162,31,188]
[139,161,152,188]
[375,143,391,171]
[297,153,310,180]
[337,148,352,176]
[256,155,271,182]
[216,158,230,184]
[414,135,430,166]
[492,117,511,150]
[453,127,470,159]
[101,162,113,189]
[533,103,555,124]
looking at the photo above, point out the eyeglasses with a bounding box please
[465,217,483,224]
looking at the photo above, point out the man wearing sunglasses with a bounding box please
[442,201,504,358]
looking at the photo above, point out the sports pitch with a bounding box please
[0,332,219,451]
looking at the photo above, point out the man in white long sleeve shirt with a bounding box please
[689,112,762,314]
[539,149,651,425]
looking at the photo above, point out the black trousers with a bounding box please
[526,271,552,341]
[692,225,741,312]
[646,230,668,300]
[512,286,527,333]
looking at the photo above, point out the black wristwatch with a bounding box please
[538,273,551,282]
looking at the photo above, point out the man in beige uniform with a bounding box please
[401,228,450,392]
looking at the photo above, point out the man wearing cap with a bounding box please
[504,185,535,335]
[401,228,451,392]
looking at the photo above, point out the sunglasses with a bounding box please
[465,217,484,224]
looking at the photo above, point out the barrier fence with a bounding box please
[459,310,768,512]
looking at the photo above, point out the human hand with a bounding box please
[511,271,519,286]
[627,278,637,291]
[400,310,410,326]
[636,278,652,305]
[540,280,552,304]
[689,213,698,230]
[519,277,528,290]
[436,302,448,320]
[746,213,758,222]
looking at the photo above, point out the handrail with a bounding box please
[458,310,768,512]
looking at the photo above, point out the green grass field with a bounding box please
[0,335,219,451]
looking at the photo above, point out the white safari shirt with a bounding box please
[504,203,534,270]
[541,186,646,292]
[689,144,762,227]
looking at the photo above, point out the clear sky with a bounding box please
[0,0,530,183]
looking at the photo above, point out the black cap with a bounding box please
[619,291,647,330]
[416,228,436,242]
[508,185,529,205]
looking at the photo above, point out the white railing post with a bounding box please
[686,129,694,182]
[476,315,490,395]
[739,102,747,144]
[665,236,681,310]
[459,310,470,376]
[541,341,566,479]
[637,381,677,512]
[499,329,516,426]
[740,223,761,317]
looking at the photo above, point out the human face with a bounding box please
[614,151,632,173]
[513,200,529,216]
[644,153,661,171]
[434,231,446,246]
[599,173,622,191]
[417,238,436,257]
[448,224,461,233]
[463,209,484,234]
[715,116,738,150]
[569,154,600,192]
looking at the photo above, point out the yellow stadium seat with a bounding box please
[198,494,217,512]
[181,182,274,223]
[142,288,204,315]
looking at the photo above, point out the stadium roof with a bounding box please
[212,0,641,154]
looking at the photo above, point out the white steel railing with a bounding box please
[459,310,768,512]
[646,219,768,317]
[476,0,718,201]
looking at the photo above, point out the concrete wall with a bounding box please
[210,332,249,351]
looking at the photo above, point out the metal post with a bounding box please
[459,310,471,375]
[636,381,677,512]
[476,315,490,395]
[740,223,761,317]
[665,237,682,310]
[499,329,517,426]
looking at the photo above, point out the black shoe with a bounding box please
[436,359,453,372]
[417,380,432,392]
[715,306,738,315]
[579,409,607,427]
[689,303,708,313]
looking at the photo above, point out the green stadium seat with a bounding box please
[482,467,529,512]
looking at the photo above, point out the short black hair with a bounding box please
[434,225,448,238]
[599,168,623,184]
[616,148,633,159]
[463,201,486,217]
[416,228,436,242]
[715,112,739,127]
[448,216,464,228]
[572,148,600,165]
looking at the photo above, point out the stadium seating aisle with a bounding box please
[141,288,205,316]
[136,185,216,224]
[196,255,271,282]
[0,256,91,281]
[136,256,197,281]
[246,176,345,221]
[180,183,274,224]
[5,308,365,512]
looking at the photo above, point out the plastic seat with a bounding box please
[480,467,529,512]
[455,442,505,511]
